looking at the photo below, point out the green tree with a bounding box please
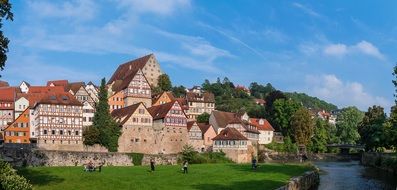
[285,92,337,112]
[197,112,210,124]
[309,119,329,153]
[247,105,266,118]
[290,107,314,146]
[358,105,387,151]
[0,0,13,76]
[157,74,172,92]
[271,98,301,137]
[84,78,121,152]
[336,107,364,144]
[249,82,275,99]
[171,85,186,97]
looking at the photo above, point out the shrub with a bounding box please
[0,160,32,190]
[128,153,144,166]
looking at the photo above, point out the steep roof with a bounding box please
[211,110,239,129]
[67,82,85,94]
[197,123,212,133]
[186,92,215,103]
[111,103,143,125]
[0,80,9,87]
[147,101,175,120]
[108,54,152,85]
[35,92,82,107]
[47,80,69,87]
[175,98,188,110]
[110,69,151,93]
[152,91,176,105]
[21,81,31,87]
[187,121,196,132]
[213,127,248,141]
[0,87,16,102]
[249,118,274,131]
[29,86,65,93]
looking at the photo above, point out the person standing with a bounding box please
[150,158,155,172]
[183,160,188,174]
[252,157,257,171]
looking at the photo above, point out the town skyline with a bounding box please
[1,0,396,112]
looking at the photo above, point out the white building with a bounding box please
[249,118,274,145]
[14,97,29,119]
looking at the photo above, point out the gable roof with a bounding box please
[187,121,199,132]
[29,86,65,93]
[4,107,29,131]
[197,123,213,134]
[0,87,16,102]
[111,69,151,93]
[20,81,31,87]
[211,110,239,129]
[47,80,69,87]
[108,54,152,85]
[213,127,248,141]
[147,101,175,120]
[186,92,215,103]
[111,103,143,125]
[67,82,85,94]
[152,91,176,105]
[35,92,82,107]
[249,118,274,131]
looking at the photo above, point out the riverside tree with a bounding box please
[358,105,387,151]
[336,106,364,144]
[83,78,121,152]
[290,107,314,146]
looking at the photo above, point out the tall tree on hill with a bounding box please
[0,0,13,76]
[249,82,275,99]
[358,105,387,151]
[336,107,364,144]
[265,90,286,116]
[157,74,172,92]
[290,107,314,146]
[84,78,121,152]
[271,98,301,137]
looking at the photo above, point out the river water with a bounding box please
[315,161,397,190]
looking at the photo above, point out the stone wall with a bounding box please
[361,152,397,174]
[275,169,320,190]
[141,154,179,165]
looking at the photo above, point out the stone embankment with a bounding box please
[361,152,397,175]
[0,144,178,167]
[276,168,320,190]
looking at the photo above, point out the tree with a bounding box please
[291,107,314,146]
[84,78,121,152]
[309,119,329,153]
[247,105,266,118]
[336,107,364,144]
[197,112,210,124]
[393,64,397,104]
[157,74,172,92]
[265,90,286,118]
[249,82,275,99]
[171,85,186,97]
[0,0,13,76]
[358,106,387,151]
[271,98,301,137]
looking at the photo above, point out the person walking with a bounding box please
[252,157,257,171]
[150,158,155,172]
[183,160,188,174]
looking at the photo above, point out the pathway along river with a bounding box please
[315,161,396,190]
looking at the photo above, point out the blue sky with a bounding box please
[1,0,397,112]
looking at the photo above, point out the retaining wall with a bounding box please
[276,169,320,190]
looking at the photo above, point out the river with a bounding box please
[315,161,397,190]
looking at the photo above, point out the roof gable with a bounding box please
[213,127,248,141]
[111,102,147,125]
[108,54,152,85]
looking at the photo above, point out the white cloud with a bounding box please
[292,2,321,17]
[305,74,392,111]
[323,41,385,60]
[28,0,97,21]
[115,0,191,15]
[354,41,385,60]
[323,44,347,56]
[262,28,288,43]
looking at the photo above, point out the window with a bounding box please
[75,131,79,135]
[43,130,48,135]
[52,130,55,135]
[60,130,64,135]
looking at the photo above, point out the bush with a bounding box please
[128,153,144,166]
[0,160,32,190]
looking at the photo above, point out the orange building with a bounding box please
[109,91,124,113]
[152,91,175,106]
[4,108,30,143]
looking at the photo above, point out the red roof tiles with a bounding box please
[213,127,248,141]
[0,87,16,102]
[111,103,143,125]
[108,54,152,85]
[249,118,274,131]
[34,92,82,107]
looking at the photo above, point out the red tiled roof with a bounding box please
[108,54,152,85]
[35,92,82,107]
[187,121,196,131]
[147,101,175,120]
[0,80,9,87]
[0,87,16,102]
[186,92,215,103]
[249,118,274,131]
[152,91,176,105]
[175,98,188,110]
[211,110,240,129]
[67,82,85,94]
[29,86,65,93]
[213,127,248,141]
[197,123,212,133]
[47,80,69,87]
[111,103,143,125]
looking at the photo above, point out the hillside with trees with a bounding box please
[285,92,338,112]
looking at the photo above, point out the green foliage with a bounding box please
[84,78,121,152]
[157,74,172,92]
[249,82,275,99]
[285,92,338,112]
[0,0,13,76]
[308,119,329,153]
[266,137,298,153]
[247,105,266,119]
[128,153,144,166]
[171,85,186,98]
[291,108,314,146]
[271,99,301,137]
[181,144,195,163]
[180,145,232,164]
[196,112,210,124]
[0,160,32,190]
[336,106,364,144]
[358,106,387,151]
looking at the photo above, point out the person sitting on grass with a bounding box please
[183,160,188,174]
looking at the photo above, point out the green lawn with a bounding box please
[18,163,311,190]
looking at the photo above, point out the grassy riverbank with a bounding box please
[18,163,311,190]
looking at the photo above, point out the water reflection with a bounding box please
[315,161,396,190]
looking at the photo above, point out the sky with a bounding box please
[1,0,397,112]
